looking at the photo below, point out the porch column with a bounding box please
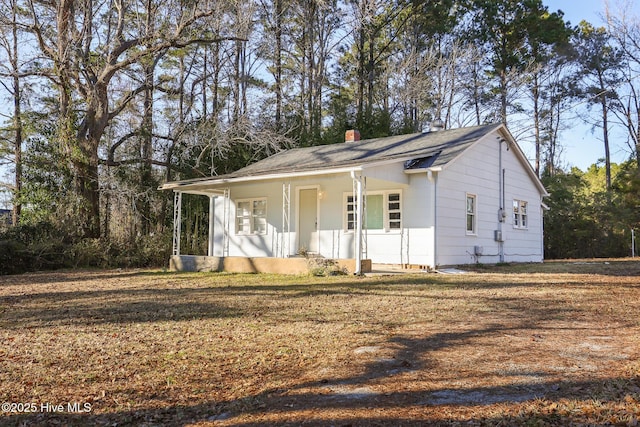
[208,195,215,256]
[223,188,230,257]
[172,191,182,256]
[351,171,364,275]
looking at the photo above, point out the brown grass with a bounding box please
[0,260,639,426]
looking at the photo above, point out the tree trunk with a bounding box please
[532,72,541,176]
[602,92,612,189]
[56,0,102,237]
[598,71,612,189]
[472,62,481,126]
[233,40,241,122]
[73,135,101,238]
[212,42,220,119]
[12,73,22,226]
[139,58,154,236]
[139,0,156,236]
[636,108,640,167]
[356,9,366,130]
[275,0,283,130]
[500,69,508,125]
[9,0,22,226]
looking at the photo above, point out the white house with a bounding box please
[160,123,547,273]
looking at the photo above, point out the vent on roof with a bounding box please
[404,153,440,170]
[430,119,445,132]
[345,129,360,142]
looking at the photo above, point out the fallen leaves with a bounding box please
[0,264,638,425]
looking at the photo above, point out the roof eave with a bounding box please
[404,166,443,175]
[495,125,549,197]
[158,154,441,193]
[158,165,365,193]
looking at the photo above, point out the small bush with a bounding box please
[104,233,172,268]
[307,257,348,276]
[69,239,111,268]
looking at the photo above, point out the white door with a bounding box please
[298,188,318,254]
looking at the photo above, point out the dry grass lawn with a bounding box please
[1,260,639,426]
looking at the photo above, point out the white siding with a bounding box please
[397,173,436,267]
[435,132,543,266]
[203,129,544,268]
[207,167,437,266]
[212,182,284,258]
[502,145,544,263]
[212,174,360,259]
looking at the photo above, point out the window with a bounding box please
[236,198,267,235]
[466,194,476,235]
[346,191,402,231]
[366,194,384,229]
[513,200,528,229]
[346,196,356,230]
[388,193,402,229]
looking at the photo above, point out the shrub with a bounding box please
[0,223,172,274]
[0,222,72,274]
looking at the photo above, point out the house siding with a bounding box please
[399,173,436,267]
[174,125,544,269]
[210,168,438,266]
[501,146,544,263]
[435,132,543,266]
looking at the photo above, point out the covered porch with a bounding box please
[164,168,375,275]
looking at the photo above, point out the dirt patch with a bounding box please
[0,262,639,426]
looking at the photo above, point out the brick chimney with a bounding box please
[345,129,361,142]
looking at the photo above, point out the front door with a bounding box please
[298,188,318,254]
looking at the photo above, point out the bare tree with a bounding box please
[21,0,247,237]
[524,59,574,176]
[574,21,623,189]
[0,0,25,226]
[606,1,640,166]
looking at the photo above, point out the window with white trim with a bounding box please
[513,200,528,229]
[345,191,402,231]
[466,193,477,235]
[236,198,267,235]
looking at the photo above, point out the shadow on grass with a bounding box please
[0,269,179,286]
[3,358,637,426]
[1,268,639,425]
[2,269,636,328]
[3,320,638,425]
[0,276,588,330]
[0,287,243,327]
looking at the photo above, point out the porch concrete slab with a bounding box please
[170,255,371,275]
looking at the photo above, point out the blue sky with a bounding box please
[542,0,638,171]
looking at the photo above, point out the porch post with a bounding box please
[351,171,363,275]
[282,182,291,258]
[172,191,182,256]
[222,188,230,257]
[208,195,215,257]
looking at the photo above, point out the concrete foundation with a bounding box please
[169,255,372,275]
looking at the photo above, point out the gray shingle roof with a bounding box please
[223,123,500,178]
[160,123,506,190]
